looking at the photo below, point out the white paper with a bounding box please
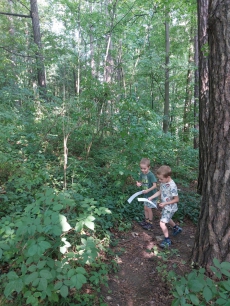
[137,198,157,209]
[127,191,143,203]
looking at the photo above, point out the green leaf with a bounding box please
[0,242,10,250]
[75,221,83,232]
[37,278,47,291]
[27,244,38,256]
[71,274,87,289]
[189,293,200,305]
[54,281,63,290]
[0,248,2,259]
[39,241,52,251]
[203,286,213,302]
[221,269,230,277]
[24,272,39,285]
[222,280,230,291]
[171,299,180,306]
[28,264,37,272]
[220,262,230,270]
[60,285,68,298]
[4,281,16,297]
[21,264,27,274]
[84,220,94,230]
[67,269,76,278]
[216,298,228,305]
[15,279,23,293]
[176,285,184,296]
[188,279,204,292]
[7,271,19,280]
[26,296,39,306]
[76,267,86,274]
[53,204,63,211]
[213,258,221,268]
[37,261,46,269]
[40,269,53,279]
[32,278,40,287]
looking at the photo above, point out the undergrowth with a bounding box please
[0,99,199,305]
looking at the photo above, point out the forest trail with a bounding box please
[101,212,196,306]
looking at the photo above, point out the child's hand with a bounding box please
[142,190,148,194]
[136,181,142,187]
[159,202,166,208]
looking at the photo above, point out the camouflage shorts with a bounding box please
[160,208,177,223]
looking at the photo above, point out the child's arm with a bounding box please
[136,181,142,187]
[158,195,179,208]
[142,182,157,194]
[148,189,161,200]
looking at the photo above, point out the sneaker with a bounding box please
[173,226,182,236]
[138,219,148,226]
[160,238,171,248]
[142,223,153,230]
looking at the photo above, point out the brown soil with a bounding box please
[101,210,196,306]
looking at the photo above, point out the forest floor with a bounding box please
[101,210,196,306]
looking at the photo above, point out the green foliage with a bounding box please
[171,259,230,306]
[174,191,201,224]
[0,187,113,305]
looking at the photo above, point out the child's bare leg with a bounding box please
[160,221,169,237]
[144,205,149,219]
[168,219,176,227]
[146,207,153,221]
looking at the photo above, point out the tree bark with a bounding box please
[197,0,209,195]
[191,0,230,266]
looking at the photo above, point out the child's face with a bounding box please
[157,174,170,183]
[140,163,150,174]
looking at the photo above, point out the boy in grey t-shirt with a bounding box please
[149,165,182,247]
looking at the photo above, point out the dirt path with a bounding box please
[101,213,196,306]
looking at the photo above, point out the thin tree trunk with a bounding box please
[103,0,117,83]
[163,9,170,133]
[183,32,193,142]
[193,31,199,149]
[30,0,47,98]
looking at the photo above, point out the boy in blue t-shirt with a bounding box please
[136,158,157,230]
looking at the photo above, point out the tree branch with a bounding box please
[0,11,31,18]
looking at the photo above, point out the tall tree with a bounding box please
[191,0,230,266]
[163,8,170,133]
[30,0,47,98]
[193,30,199,149]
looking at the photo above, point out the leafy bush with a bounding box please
[174,191,201,224]
[171,258,230,306]
[0,187,112,305]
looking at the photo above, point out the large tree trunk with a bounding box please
[191,0,230,266]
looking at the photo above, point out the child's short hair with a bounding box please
[157,165,172,178]
[140,158,151,167]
